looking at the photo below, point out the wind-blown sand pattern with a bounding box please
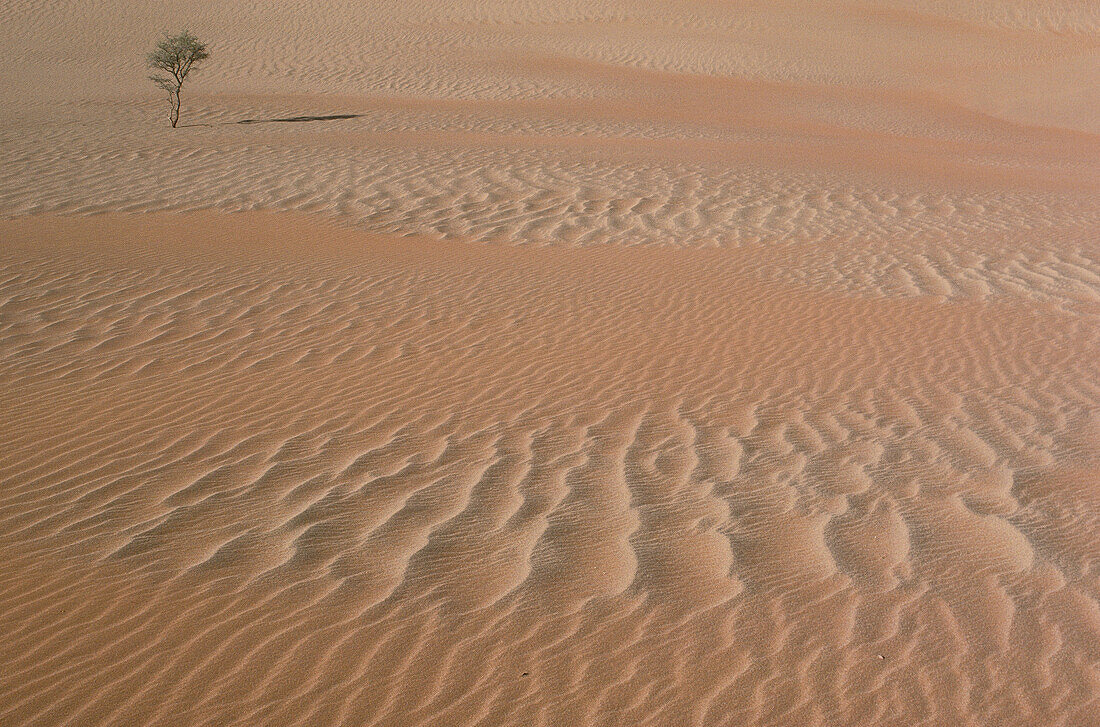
[2,1,1099,726]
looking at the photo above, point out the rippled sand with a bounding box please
[2,1,1099,726]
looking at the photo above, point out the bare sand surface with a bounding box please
[2,1,1100,725]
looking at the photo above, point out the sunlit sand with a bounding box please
[1,2,1098,725]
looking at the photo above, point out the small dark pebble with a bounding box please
[522,672,529,677]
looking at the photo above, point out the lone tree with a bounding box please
[147,31,209,128]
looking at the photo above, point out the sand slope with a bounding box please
[1,0,1099,725]
[2,213,1098,725]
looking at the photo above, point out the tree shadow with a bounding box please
[237,114,362,125]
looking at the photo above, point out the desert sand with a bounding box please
[1,1,1099,726]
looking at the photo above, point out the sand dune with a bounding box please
[1,0,1099,725]
[2,213,1098,725]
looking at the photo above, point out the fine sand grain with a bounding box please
[1,1,1099,725]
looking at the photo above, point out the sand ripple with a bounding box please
[1,213,1097,726]
[2,0,1099,723]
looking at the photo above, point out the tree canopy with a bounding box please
[147,31,209,127]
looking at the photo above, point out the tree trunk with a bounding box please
[170,90,180,128]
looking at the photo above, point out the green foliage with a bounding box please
[147,31,209,127]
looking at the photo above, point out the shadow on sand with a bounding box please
[237,114,362,125]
